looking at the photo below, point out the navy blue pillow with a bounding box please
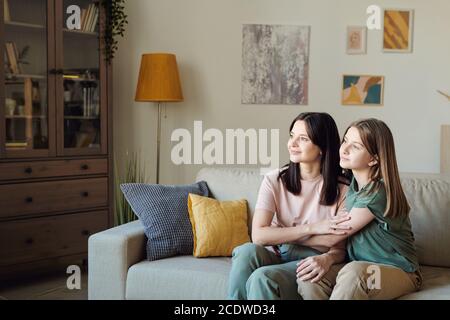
[120,181,211,261]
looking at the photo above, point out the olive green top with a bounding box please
[346,178,420,272]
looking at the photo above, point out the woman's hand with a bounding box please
[296,254,333,283]
[309,214,352,235]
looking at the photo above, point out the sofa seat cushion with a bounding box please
[399,266,450,300]
[126,256,232,300]
[126,259,450,300]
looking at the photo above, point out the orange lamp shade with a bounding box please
[135,53,184,102]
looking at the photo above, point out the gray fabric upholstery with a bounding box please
[89,168,450,300]
[126,256,231,300]
[196,167,264,235]
[399,266,450,300]
[88,221,146,300]
[125,258,450,300]
[401,174,450,268]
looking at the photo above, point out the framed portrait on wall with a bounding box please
[346,26,367,54]
[383,9,414,53]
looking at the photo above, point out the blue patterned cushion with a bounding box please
[120,181,211,261]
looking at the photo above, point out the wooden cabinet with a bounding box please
[0,0,113,278]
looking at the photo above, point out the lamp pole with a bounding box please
[156,101,162,184]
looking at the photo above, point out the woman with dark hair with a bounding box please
[227,112,350,300]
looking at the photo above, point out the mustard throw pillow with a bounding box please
[187,193,251,257]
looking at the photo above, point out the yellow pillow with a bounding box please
[187,193,251,257]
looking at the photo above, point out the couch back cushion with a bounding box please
[400,173,450,268]
[197,168,450,268]
[196,168,263,235]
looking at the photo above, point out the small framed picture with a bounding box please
[346,26,367,54]
[383,9,414,53]
[342,75,384,106]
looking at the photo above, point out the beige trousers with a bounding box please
[297,261,422,300]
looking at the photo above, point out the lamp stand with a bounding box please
[156,101,162,184]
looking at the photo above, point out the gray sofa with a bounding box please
[88,168,450,300]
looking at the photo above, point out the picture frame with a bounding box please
[383,9,414,53]
[341,75,384,106]
[346,26,367,55]
[241,24,310,105]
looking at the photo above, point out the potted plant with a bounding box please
[114,150,148,225]
[101,0,128,63]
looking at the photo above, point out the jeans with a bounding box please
[227,242,321,300]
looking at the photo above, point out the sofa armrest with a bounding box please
[88,220,146,300]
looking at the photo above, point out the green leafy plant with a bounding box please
[101,0,128,63]
[114,151,148,226]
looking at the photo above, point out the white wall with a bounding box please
[113,0,450,185]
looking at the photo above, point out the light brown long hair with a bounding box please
[344,118,410,218]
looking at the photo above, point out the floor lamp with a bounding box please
[135,53,183,184]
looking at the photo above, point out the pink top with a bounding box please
[255,169,348,227]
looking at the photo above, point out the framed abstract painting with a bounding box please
[342,75,384,106]
[241,24,310,105]
[383,9,414,53]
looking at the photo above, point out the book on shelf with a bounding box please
[5,142,28,148]
[24,77,33,117]
[80,8,87,30]
[4,0,10,22]
[12,42,23,73]
[5,42,21,74]
[90,8,99,32]
[80,3,98,32]
[82,86,99,117]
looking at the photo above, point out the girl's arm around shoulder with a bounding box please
[299,207,376,248]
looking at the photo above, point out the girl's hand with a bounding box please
[296,254,333,283]
[309,214,351,235]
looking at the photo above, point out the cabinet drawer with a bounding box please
[0,159,108,181]
[0,178,108,219]
[0,210,108,267]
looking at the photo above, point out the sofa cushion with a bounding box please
[400,174,450,268]
[120,181,210,261]
[125,256,450,300]
[196,168,264,234]
[399,266,450,300]
[126,256,231,300]
[188,193,250,257]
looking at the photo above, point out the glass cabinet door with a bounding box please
[56,0,106,156]
[1,0,55,158]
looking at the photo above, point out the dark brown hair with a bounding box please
[278,112,344,206]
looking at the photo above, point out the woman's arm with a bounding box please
[299,207,376,248]
[252,209,311,246]
[251,209,352,246]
